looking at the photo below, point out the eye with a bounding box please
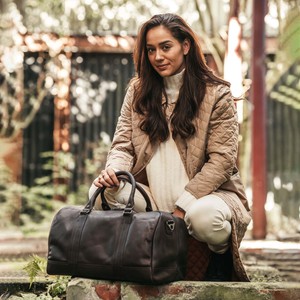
[162,45,171,51]
[147,48,155,54]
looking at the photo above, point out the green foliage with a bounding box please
[0,137,109,232]
[0,159,23,227]
[0,151,68,231]
[46,276,70,299]
[23,255,47,288]
[17,151,74,233]
[23,254,70,299]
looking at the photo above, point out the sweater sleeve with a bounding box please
[175,190,197,212]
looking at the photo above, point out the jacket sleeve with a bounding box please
[176,85,239,208]
[105,82,136,172]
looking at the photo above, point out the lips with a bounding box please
[156,64,169,71]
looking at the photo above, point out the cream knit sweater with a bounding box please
[146,70,197,212]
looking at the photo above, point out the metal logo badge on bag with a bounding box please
[165,220,175,234]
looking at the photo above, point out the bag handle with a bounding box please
[102,175,152,212]
[82,171,152,215]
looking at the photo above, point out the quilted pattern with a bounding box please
[185,236,211,281]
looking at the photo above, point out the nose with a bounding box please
[155,49,163,61]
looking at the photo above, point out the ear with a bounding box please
[182,39,191,55]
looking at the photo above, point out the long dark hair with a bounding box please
[132,13,229,143]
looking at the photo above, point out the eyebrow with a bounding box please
[146,40,173,47]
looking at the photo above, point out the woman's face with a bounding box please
[146,25,190,77]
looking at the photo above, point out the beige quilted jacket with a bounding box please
[106,81,252,281]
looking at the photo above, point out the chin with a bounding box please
[156,70,173,77]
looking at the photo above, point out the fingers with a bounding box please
[93,168,120,188]
[106,168,120,186]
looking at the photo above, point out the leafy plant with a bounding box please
[22,254,70,299]
[0,159,23,227]
[0,151,69,232]
[0,135,110,232]
[23,255,48,288]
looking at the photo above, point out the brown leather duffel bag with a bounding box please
[47,171,189,284]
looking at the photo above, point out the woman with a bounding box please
[90,13,251,281]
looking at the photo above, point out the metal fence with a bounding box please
[267,62,300,219]
[22,51,134,190]
[22,53,54,187]
[69,52,135,190]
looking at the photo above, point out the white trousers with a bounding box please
[89,182,232,254]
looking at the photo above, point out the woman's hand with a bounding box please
[173,207,185,219]
[93,168,120,188]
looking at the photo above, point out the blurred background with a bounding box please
[0,0,299,245]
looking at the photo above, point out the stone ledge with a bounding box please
[67,278,300,300]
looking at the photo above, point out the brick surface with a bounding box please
[95,282,121,300]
